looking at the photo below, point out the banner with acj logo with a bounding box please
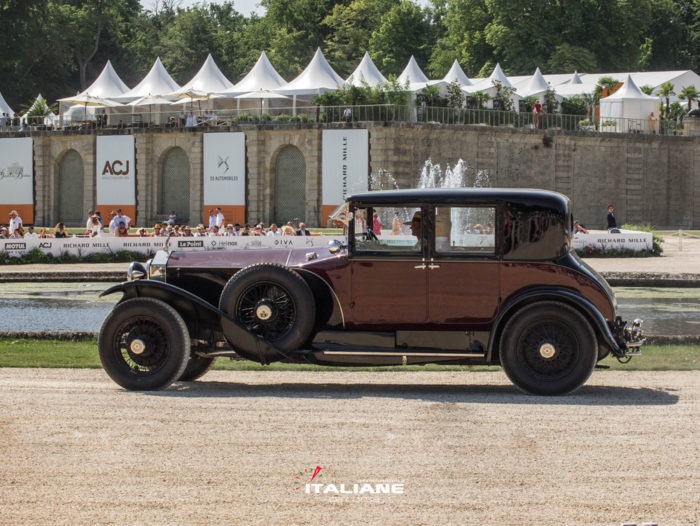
[0,137,34,223]
[96,135,136,221]
[321,129,368,226]
[203,132,245,225]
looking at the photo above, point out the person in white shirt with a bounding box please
[88,215,102,237]
[108,211,117,236]
[208,225,220,237]
[266,223,281,236]
[24,226,39,239]
[113,209,131,230]
[85,210,95,231]
[215,207,225,228]
[208,209,217,229]
[8,210,22,235]
[166,211,177,226]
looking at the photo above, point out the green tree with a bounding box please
[560,96,587,116]
[545,43,597,73]
[678,86,698,110]
[655,81,675,114]
[595,77,620,98]
[491,80,515,111]
[445,80,465,108]
[369,1,432,76]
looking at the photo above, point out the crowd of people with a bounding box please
[0,208,314,239]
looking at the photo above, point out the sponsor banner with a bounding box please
[96,135,135,219]
[322,129,368,225]
[574,231,653,252]
[0,137,34,223]
[0,235,344,257]
[203,132,246,223]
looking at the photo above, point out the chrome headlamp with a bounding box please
[148,250,170,281]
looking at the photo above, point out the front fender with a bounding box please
[101,280,279,362]
[486,288,621,362]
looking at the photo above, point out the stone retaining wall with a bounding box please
[10,123,699,229]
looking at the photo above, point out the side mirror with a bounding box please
[328,239,346,254]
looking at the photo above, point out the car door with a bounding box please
[427,204,501,328]
[348,205,428,327]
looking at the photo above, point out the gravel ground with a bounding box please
[0,368,697,525]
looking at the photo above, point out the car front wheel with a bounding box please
[499,302,597,395]
[98,297,190,390]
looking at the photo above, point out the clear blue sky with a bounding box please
[139,0,430,17]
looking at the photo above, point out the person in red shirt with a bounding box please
[533,99,542,128]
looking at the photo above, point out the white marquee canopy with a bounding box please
[599,75,660,132]
[113,57,180,102]
[346,52,387,87]
[277,48,344,96]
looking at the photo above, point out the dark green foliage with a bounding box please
[560,97,588,117]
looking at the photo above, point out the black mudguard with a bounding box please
[101,280,280,362]
[487,289,622,362]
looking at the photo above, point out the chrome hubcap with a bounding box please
[130,339,146,355]
[539,343,556,359]
[256,304,273,321]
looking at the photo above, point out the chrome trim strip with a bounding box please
[318,351,485,358]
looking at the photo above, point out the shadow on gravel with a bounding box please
[142,382,679,406]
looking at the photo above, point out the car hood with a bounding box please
[166,245,345,271]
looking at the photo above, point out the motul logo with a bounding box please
[102,160,130,176]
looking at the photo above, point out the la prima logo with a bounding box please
[294,466,404,495]
[102,160,130,176]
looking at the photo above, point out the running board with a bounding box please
[312,348,487,366]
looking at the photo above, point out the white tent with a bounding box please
[0,89,13,116]
[517,67,554,98]
[465,63,522,111]
[113,57,180,102]
[174,54,233,95]
[397,55,431,91]
[441,59,472,87]
[346,52,387,87]
[277,48,344,96]
[219,51,287,96]
[599,75,660,133]
[78,60,130,98]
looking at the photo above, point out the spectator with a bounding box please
[54,223,68,238]
[343,107,352,122]
[116,224,129,237]
[240,224,251,236]
[606,205,617,231]
[208,225,219,237]
[113,208,131,230]
[224,224,236,236]
[215,207,225,228]
[8,210,22,235]
[296,222,311,236]
[88,215,102,237]
[38,227,50,238]
[172,225,182,236]
[166,210,177,226]
[252,224,265,236]
[108,211,118,236]
[151,223,164,237]
[533,99,542,128]
[85,209,95,232]
[267,223,281,236]
[0,227,8,239]
[573,220,589,234]
[372,212,382,236]
[391,212,402,235]
[24,226,39,239]
[208,209,217,230]
[138,227,148,237]
[95,210,104,231]
[195,224,207,237]
[282,224,295,236]
[181,226,193,237]
[233,223,242,235]
[10,228,22,238]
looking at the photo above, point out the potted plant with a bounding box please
[600,120,617,132]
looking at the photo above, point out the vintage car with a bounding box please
[98,188,645,395]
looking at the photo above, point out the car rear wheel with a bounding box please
[499,302,597,395]
[98,297,190,390]
[179,355,216,382]
[219,264,315,359]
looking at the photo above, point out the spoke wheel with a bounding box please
[219,264,315,360]
[98,298,190,390]
[500,302,597,395]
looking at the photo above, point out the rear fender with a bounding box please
[487,289,621,363]
[101,280,279,361]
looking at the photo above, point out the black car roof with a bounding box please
[347,188,570,214]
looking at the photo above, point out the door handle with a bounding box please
[414,263,427,270]
[428,264,440,269]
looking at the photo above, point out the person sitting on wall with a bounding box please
[181,226,193,237]
[24,226,39,239]
[88,215,102,237]
[573,220,589,234]
[38,227,51,238]
[151,223,164,237]
[116,224,129,237]
[138,228,148,237]
[606,204,618,232]
[166,211,177,226]
[296,223,312,236]
[267,223,281,236]
[0,227,8,239]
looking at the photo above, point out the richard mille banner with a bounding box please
[96,135,136,221]
[203,132,246,224]
[322,129,369,225]
[0,137,34,223]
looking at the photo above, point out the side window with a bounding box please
[434,206,496,255]
[353,206,423,254]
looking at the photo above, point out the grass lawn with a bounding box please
[0,338,697,372]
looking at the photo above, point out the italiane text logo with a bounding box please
[293,466,405,495]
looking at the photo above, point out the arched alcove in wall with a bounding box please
[273,145,306,225]
[56,149,84,226]
[159,147,190,225]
